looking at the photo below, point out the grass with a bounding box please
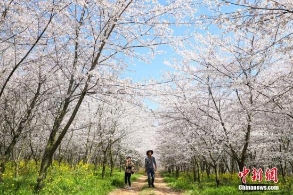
[0,160,141,195]
[139,186,156,195]
[162,172,293,195]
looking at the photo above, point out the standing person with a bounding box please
[124,156,134,189]
[145,150,157,188]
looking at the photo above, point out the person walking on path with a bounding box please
[145,150,157,188]
[124,156,135,189]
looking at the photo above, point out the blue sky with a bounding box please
[119,1,202,109]
[120,1,239,109]
[121,45,174,82]
[120,44,173,110]
[120,1,224,83]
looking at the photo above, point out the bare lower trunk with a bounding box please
[206,163,210,179]
[119,156,123,172]
[13,161,19,178]
[35,149,54,192]
[192,164,196,182]
[0,163,4,183]
[101,150,107,179]
[110,149,114,177]
[197,161,201,183]
[94,155,99,172]
[175,165,180,178]
[279,162,286,183]
[213,164,220,187]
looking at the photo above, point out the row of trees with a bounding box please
[0,0,198,192]
[156,0,293,186]
[2,0,292,191]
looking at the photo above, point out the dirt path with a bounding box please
[108,173,183,195]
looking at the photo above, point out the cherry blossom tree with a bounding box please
[155,3,293,182]
[1,0,199,190]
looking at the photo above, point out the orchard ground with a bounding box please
[0,160,183,195]
[1,160,292,195]
[109,173,183,195]
[160,172,292,195]
[0,160,136,195]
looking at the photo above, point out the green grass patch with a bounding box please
[162,172,292,195]
[140,186,156,195]
[0,160,141,195]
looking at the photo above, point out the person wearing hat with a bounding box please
[124,156,135,189]
[145,150,157,188]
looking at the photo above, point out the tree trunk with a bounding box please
[0,163,4,183]
[168,166,172,174]
[35,149,54,192]
[109,146,114,177]
[192,164,196,182]
[192,156,199,182]
[119,157,123,172]
[206,163,210,179]
[83,123,93,164]
[230,157,234,174]
[175,165,180,178]
[13,142,25,178]
[94,155,99,173]
[101,150,107,179]
[29,135,39,170]
[197,161,201,183]
[213,164,220,187]
[279,162,286,183]
[35,78,90,191]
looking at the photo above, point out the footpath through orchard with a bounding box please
[108,173,183,195]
